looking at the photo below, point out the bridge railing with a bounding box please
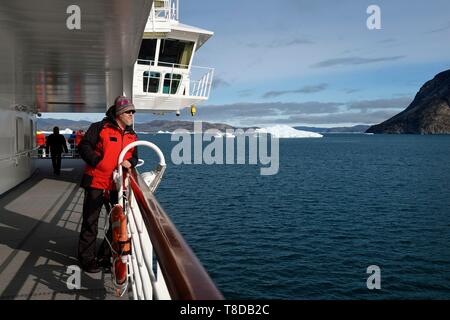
[135,59,214,99]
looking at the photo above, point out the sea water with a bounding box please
[138,133,450,299]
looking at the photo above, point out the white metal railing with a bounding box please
[114,141,223,300]
[135,59,214,98]
[127,187,171,299]
[118,141,166,198]
[148,0,179,23]
[190,67,214,98]
[117,141,169,300]
[113,141,224,300]
[34,146,79,159]
[0,147,39,164]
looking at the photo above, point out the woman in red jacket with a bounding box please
[77,96,138,273]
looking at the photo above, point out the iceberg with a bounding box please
[255,125,323,138]
[210,131,236,138]
[41,128,73,135]
[224,132,236,138]
[60,128,73,134]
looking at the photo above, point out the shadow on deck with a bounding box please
[0,159,129,300]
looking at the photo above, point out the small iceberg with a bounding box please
[41,128,73,134]
[210,131,235,138]
[255,125,323,138]
[60,128,73,134]
[224,132,236,138]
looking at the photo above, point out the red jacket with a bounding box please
[36,132,46,147]
[75,130,84,146]
[79,109,138,190]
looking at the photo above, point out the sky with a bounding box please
[44,0,450,128]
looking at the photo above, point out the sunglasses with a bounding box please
[124,110,135,115]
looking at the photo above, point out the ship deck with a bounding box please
[0,158,129,300]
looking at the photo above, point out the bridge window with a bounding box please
[138,39,157,64]
[163,74,182,94]
[143,71,160,93]
[158,39,193,68]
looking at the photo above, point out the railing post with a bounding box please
[190,81,196,97]
[155,262,171,299]
[202,71,210,97]
[195,80,200,97]
[199,75,206,97]
[169,63,174,95]
[127,198,154,299]
[146,68,150,94]
[207,68,214,98]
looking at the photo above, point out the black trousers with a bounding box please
[78,188,118,265]
[51,153,62,174]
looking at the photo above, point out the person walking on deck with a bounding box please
[77,96,138,273]
[45,126,68,175]
[75,130,85,157]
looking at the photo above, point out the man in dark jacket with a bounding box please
[45,126,68,175]
[77,96,138,273]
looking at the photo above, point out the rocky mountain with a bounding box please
[134,120,237,132]
[295,125,370,133]
[37,118,92,131]
[37,118,370,134]
[37,118,239,133]
[366,69,450,134]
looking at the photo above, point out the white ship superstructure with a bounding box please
[133,0,214,114]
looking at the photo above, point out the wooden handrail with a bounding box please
[128,168,224,300]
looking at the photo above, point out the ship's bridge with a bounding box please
[133,0,214,114]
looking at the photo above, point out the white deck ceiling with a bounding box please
[0,0,152,113]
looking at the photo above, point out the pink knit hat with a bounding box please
[114,96,135,116]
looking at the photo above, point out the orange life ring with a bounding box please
[111,204,131,286]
